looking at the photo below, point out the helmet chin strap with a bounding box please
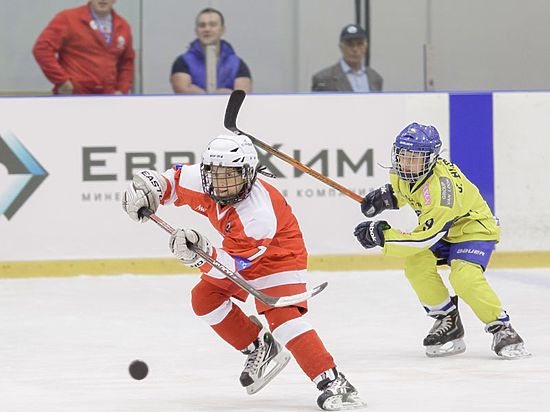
[214,195,231,206]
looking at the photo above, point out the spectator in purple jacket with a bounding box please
[170,8,252,94]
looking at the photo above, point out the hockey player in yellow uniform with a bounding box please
[354,123,530,359]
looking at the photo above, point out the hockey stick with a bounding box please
[138,208,328,307]
[224,90,363,203]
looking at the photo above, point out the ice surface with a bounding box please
[1,269,548,411]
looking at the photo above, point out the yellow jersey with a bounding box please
[383,158,499,258]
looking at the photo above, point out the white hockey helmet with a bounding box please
[200,134,259,204]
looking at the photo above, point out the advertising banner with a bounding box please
[1,93,451,262]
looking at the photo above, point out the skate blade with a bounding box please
[425,338,466,358]
[497,343,532,360]
[321,393,367,411]
[245,351,291,395]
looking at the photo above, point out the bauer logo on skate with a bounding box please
[0,131,48,220]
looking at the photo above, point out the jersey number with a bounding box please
[422,218,434,231]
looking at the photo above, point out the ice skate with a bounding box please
[424,297,466,357]
[239,316,290,394]
[317,372,367,411]
[486,322,531,360]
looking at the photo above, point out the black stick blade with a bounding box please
[224,90,246,132]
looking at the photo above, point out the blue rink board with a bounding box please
[449,93,494,212]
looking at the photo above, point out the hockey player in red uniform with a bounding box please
[122,135,366,410]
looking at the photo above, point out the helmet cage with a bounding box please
[391,145,439,182]
[201,163,256,205]
[200,134,259,204]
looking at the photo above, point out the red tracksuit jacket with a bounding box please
[33,4,134,94]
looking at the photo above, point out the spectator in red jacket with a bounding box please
[33,0,135,95]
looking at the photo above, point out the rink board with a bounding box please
[1,92,549,277]
[1,250,550,278]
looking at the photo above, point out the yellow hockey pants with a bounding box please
[404,248,502,323]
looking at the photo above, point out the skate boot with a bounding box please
[239,316,290,395]
[316,369,367,411]
[423,296,466,357]
[486,322,531,359]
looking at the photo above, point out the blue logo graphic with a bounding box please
[0,131,48,220]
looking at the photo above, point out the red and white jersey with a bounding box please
[161,164,308,285]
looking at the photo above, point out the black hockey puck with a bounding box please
[129,360,148,380]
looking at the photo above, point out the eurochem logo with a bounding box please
[0,131,48,220]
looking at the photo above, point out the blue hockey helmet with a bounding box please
[391,123,442,182]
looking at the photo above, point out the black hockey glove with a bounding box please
[361,184,398,218]
[354,221,391,249]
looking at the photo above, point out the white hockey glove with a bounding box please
[169,229,212,268]
[122,170,167,222]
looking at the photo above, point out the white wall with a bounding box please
[3,0,550,94]
[493,92,550,251]
[429,0,550,91]
[0,92,547,264]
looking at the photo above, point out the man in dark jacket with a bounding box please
[312,24,383,92]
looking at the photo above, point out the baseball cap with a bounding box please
[340,24,367,41]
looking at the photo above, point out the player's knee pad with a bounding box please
[449,259,484,297]
[264,306,303,330]
[449,259,503,323]
[264,306,315,347]
[403,258,418,280]
[404,254,431,280]
[190,280,230,317]
[265,308,334,380]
